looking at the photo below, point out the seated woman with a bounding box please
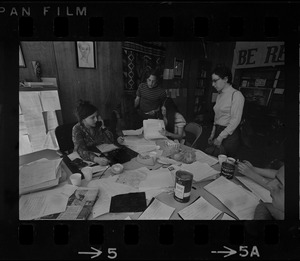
[158,97,186,143]
[237,160,284,220]
[72,100,123,166]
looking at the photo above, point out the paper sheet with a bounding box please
[143,119,166,140]
[204,176,260,220]
[19,134,33,156]
[122,127,143,136]
[19,91,43,114]
[138,198,175,220]
[123,136,158,153]
[195,149,219,166]
[114,167,148,188]
[20,158,62,189]
[221,213,236,220]
[19,185,75,220]
[138,168,174,190]
[19,115,28,135]
[180,162,219,182]
[23,112,47,151]
[45,111,59,131]
[178,197,222,220]
[39,90,61,111]
[236,176,272,203]
[96,143,119,153]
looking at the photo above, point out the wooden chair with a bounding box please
[184,122,202,148]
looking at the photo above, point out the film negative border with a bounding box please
[0,1,300,260]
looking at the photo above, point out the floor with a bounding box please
[195,123,285,168]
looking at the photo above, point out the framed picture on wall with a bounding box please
[19,45,26,68]
[174,58,184,78]
[76,41,97,69]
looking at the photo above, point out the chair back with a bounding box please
[184,122,202,148]
[55,122,76,155]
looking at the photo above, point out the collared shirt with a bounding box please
[72,122,114,161]
[213,85,245,139]
[136,82,167,113]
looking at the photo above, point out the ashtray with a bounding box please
[111,163,124,174]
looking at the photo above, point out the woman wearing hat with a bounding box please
[72,100,123,166]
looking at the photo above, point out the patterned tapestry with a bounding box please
[122,42,166,91]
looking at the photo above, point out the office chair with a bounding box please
[55,122,77,155]
[184,122,202,148]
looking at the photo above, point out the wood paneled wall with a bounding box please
[19,41,236,125]
[19,41,124,124]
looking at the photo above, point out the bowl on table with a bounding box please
[110,163,124,174]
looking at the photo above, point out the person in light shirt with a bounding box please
[207,65,245,157]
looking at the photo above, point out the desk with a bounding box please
[19,142,249,220]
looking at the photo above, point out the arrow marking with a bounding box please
[211,246,237,258]
[78,247,102,259]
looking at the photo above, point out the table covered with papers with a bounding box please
[19,133,271,220]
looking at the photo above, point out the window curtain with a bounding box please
[122,41,166,92]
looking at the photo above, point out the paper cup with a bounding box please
[81,167,93,181]
[70,173,82,186]
[218,154,227,165]
[149,151,157,162]
[111,163,124,174]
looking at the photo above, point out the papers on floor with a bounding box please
[19,184,77,220]
[195,149,219,166]
[19,158,62,195]
[173,161,219,182]
[204,176,260,220]
[178,197,222,220]
[143,119,167,140]
[138,198,175,220]
[236,176,272,203]
[122,127,143,136]
[96,143,119,153]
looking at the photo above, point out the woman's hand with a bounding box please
[208,136,214,145]
[237,162,255,177]
[117,136,124,144]
[159,128,167,136]
[94,156,110,166]
[213,138,222,147]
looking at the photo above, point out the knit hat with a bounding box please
[75,100,97,121]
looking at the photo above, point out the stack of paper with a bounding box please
[138,198,175,220]
[19,184,77,220]
[143,119,167,140]
[122,127,143,136]
[19,158,62,195]
[96,143,119,153]
[204,176,260,220]
[236,176,272,203]
[178,197,222,220]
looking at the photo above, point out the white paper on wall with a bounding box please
[40,91,61,111]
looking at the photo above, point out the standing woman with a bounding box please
[159,97,186,143]
[134,69,167,124]
[206,65,245,157]
[72,100,123,166]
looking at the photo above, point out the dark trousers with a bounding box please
[213,125,240,157]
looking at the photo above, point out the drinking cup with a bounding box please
[81,167,93,181]
[70,173,82,186]
[227,157,236,164]
[218,154,227,165]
